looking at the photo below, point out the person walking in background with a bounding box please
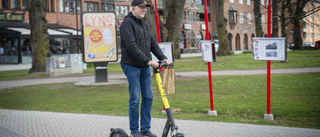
[119,0,170,137]
[179,41,184,53]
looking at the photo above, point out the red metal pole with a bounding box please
[204,0,209,39]
[204,0,214,111]
[267,0,271,114]
[154,0,161,43]
[208,62,214,111]
[154,0,162,72]
[267,61,271,114]
[154,0,165,111]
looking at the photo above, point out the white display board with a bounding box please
[151,42,174,63]
[201,40,216,62]
[252,38,286,61]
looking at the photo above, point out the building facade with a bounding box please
[303,2,320,46]
[225,0,271,51]
[1,0,314,64]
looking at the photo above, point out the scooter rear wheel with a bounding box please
[109,128,129,137]
[174,133,184,137]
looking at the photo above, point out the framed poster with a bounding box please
[201,40,216,62]
[81,12,118,63]
[59,57,65,68]
[151,42,174,63]
[252,38,286,61]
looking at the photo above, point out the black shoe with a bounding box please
[141,131,157,137]
[131,131,143,137]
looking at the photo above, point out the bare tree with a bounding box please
[28,0,51,73]
[260,0,320,50]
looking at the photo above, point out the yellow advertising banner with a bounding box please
[82,12,117,63]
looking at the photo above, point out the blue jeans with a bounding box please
[121,63,153,133]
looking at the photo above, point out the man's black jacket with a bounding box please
[120,12,167,68]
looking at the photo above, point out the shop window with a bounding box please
[72,38,81,53]
[50,38,70,54]
[102,2,114,12]
[0,38,19,64]
[116,5,128,18]
[84,2,98,12]
[22,0,28,10]
[22,38,31,55]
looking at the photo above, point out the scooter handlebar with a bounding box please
[150,60,170,68]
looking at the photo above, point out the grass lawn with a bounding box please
[0,50,319,80]
[0,73,319,129]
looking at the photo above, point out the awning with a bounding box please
[48,29,70,35]
[7,27,30,35]
[59,29,82,35]
[0,22,78,36]
[5,27,71,36]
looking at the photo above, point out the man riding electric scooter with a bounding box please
[110,61,184,137]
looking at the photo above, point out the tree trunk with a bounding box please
[271,0,279,37]
[293,20,303,50]
[145,0,185,59]
[145,0,158,41]
[215,0,228,56]
[280,0,289,63]
[254,0,264,37]
[165,0,186,59]
[292,1,308,50]
[165,1,185,42]
[28,0,51,73]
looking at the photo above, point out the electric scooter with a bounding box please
[110,61,184,137]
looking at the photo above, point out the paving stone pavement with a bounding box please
[1,109,320,137]
[1,62,320,136]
